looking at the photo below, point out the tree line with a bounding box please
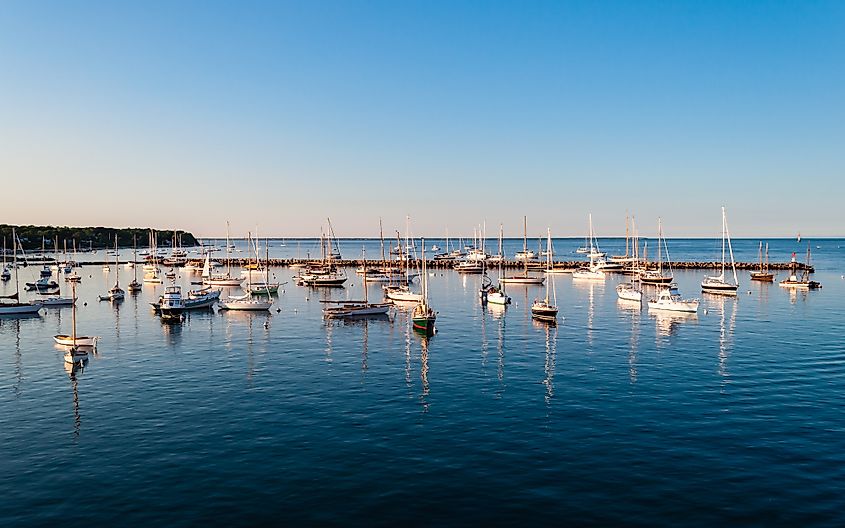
[0,225,199,251]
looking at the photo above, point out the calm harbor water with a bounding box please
[1,239,844,525]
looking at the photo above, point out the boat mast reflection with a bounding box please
[64,360,85,440]
[717,296,738,384]
[541,321,557,404]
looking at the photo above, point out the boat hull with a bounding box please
[499,275,545,285]
[218,300,272,311]
[54,335,97,347]
[0,303,43,315]
[647,300,699,313]
[750,272,775,282]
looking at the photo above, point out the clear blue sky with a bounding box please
[1,1,843,238]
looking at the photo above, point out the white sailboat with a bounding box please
[127,235,142,292]
[1,236,10,282]
[218,231,272,311]
[143,230,163,284]
[639,218,674,285]
[572,213,607,280]
[531,228,559,322]
[98,236,125,301]
[203,221,243,287]
[61,281,90,364]
[323,248,392,318]
[480,225,512,306]
[700,206,739,295]
[384,222,424,303]
[500,216,545,285]
[616,217,643,303]
[0,228,43,316]
[54,280,98,347]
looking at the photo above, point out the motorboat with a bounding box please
[647,284,699,313]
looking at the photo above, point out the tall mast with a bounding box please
[379,217,385,264]
[723,206,738,285]
[545,228,552,303]
[12,228,20,298]
[721,207,726,278]
[133,235,138,282]
[765,243,769,273]
[225,221,232,277]
[523,216,528,275]
[70,280,77,346]
[625,214,630,257]
[499,225,505,294]
[115,234,120,288]
[421,238,427,306]
[657,218,663,274]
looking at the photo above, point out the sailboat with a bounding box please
[99,236,125,301]
[639,218,674,285]
[572,214,607,280]
[384,222,424,302]
[143,230,163,284]
[127,235,142,292]
[779,246,821,289]
[480,225,512,306]
[616,217,643,303]
[203,221,243,287]
[701,206,739,295]
[750,242,775,282]
[0,228,43,316]
[412,239,437,335]
[295,220,348,286]
[323,247,392,318]
[500,216,545,285]
[1,236,10,282]
[646,223,699,313]
[61,281,90,364]
[609,215,637,264]
[218,231,273,311]
[531,228,559,322]
[248,236,281,295]
[54,280,98,347]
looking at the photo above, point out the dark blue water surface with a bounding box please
[1,238,843,526]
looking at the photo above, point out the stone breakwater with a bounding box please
[78,258,814,272]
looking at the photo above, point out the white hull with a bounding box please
[385,290,423,302]
[54,335,98,347]
[499,275,545,285]
[486,291,511,305]
[40,297,76,307]
[203,277,243,286]
[647,300,699,313]
[218,299,272,311]
[572,269,605,280]
[616,284,642,302]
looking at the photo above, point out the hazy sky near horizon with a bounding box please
[1,1,843,239]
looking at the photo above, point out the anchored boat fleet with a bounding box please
[2,208,825,364]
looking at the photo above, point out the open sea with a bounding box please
[1,238,843,526]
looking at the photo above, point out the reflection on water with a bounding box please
[64,359,85,440]
[651,310,698,340]
[2,260,842,526]
[418,334,430,412]
[715,296,738,383]
[540,322,557,404]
